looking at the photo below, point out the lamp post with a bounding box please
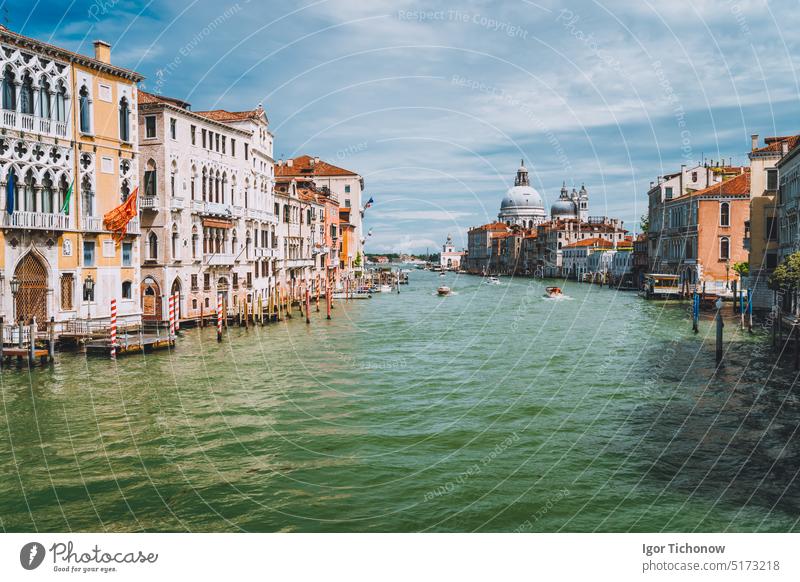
[10,275,20,323]
[84,275,94,321]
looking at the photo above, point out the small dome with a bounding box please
[551,198,578,218]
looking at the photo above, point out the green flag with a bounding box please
[61,180,73,214]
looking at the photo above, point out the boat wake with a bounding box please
[543,294,572,301]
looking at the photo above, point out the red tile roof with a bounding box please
[275,155,358,177]
[194,107,264,122]
[680,170,750,199]
[563,237,615,249]
[752,135,800,154]
[469,221,509,232]
[138,90,190,109]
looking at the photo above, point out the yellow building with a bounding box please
[0,27,143,327]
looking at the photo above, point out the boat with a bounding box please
[379,284,393,293]
[437,286,451,296]
[486,276,501,285]
[545,286,563,298]
[439,272,446,277]
[639,274,681,299]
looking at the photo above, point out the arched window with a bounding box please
[144,159,157,197]
[42,173,54,213]
[119,97,130,142]
[1,67,15,110]
[58,174,68,213]
[121,179,130,203]
[201,167,207,200]
[719,236,730,260]
[55,83,66,122]
[190,166,196,200]
[170,161,177,197]
[39,78,51,119]
[719,202,730,227]
[221,172,227,204]
[20,73,34,115]
[79,85,90,133]
[23,169,35,212]
[81,174,94,216]
[122,280,132,299]
[148,231,158,260]
[171,224,179,260]
[192,226,198,259]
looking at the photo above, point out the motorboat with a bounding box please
[332,291,372,300]
[439,271,446,277]
[486,276,501,285]
[545,286,563,298]
[437,286,452,296]
[379,284,393,293]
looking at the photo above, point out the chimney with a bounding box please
[781,140,789,156]
[94,40,111,64]
[314,156,320,164]
[277,158,282,167]
[751,134,759,151]
[287,159,293,167]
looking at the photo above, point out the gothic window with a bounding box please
[148,231,158,260]
[42,173,54,213]
[202,167,207,200]
[60,273,74,310]
[20,73,34,115]
[2,67,15,110]
[81,175,94,216]
[144,159,157,196]
[23,169,35,212]
[171,225,179,260]
[119,97,130,142]
[121,180,130,203]
[39,78,51,119]
[58,174,68,212]
[55,83,66,122]
[79,85,90,133]
[122,281,132,299]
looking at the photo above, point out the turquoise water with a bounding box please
[1,270,798,532]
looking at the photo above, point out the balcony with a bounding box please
[232,205,244,218]
[205,253,237,266]
[253,247,276,258]
[3,210,71,230]
[140,196,159,211]
[200,201,234,217]
[170,197,186,212]
[283,257,314,268]
[127,217,140,235]
[82,215,105,232]
[2,110,68,138]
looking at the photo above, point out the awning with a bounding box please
[203,218,233,229]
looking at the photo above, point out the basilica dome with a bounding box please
[498,161,546,228]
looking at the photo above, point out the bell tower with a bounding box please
[515,159,529,187]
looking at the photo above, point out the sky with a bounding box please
[11,0,800,253]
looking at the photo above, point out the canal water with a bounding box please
[1,270,798,532]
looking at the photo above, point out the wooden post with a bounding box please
[217,294,223,342]
[732,279,737,314]
[18,318,23,350]
[692,292,699,333]
[327,278,332,320]
[28,318,36,365]
[795,324,800,371]
[305,288,311,324]
[316,277,320,312]
[0,316,4,366]
[715,299,724,364]
[747,288,753,333]
[48,316,55,362]
[200,303,205,328]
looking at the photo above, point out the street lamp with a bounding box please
[10,276,20,322]
[84,275,94,320]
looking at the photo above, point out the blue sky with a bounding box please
[13,0,800,253]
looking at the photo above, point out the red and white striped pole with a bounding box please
[173,292,180,332]
[110,298,117,359]
[216,294,223,342]
[168,294,175,339]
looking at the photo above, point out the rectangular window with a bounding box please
[60,273,74,310]
[122,281,132,299]
[170,118,177,139]
[345,185,351,193]
[216,134,220,151]
[231,139,236,156]
[766,251,778,269]
[244,143,249,160]
[767,168,778,191]
[191,274,198,291]
[246,272,252,288]
[122,242,132,266]
[145,115,156,138]
[191,125,196,145]
[222,136,226,154]
[83,241,95,266]
[766,216,777,241]
[144,169,157,196]
[202,128,207,148]
[665,186,673,200]
[204,273,210,291]
[233,273,239,289]
[345,199,351,208]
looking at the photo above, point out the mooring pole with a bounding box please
[692,291,699,333]
[217,294,223,342]
[305,288,311,324]
[715,298,724,364]
[747,288,753,333]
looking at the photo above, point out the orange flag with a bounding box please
[103,187,138,243]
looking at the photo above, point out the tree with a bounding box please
[353,252,362,267]
[732,261,749,278]
[769,251,800,291]
[640,213,650,232]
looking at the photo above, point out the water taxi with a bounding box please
[379,284,393,293]
[640,274,681,299]
[486,276,501,285]
[437,286,452,296]
[545,286,563,298]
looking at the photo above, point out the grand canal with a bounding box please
[1,269,798,532]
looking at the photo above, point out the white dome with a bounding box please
[500,185,545,211]
[551,198,577,218]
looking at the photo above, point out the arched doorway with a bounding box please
[141,277,162,322]
[14,252,48,323]
[170,277,181,320]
